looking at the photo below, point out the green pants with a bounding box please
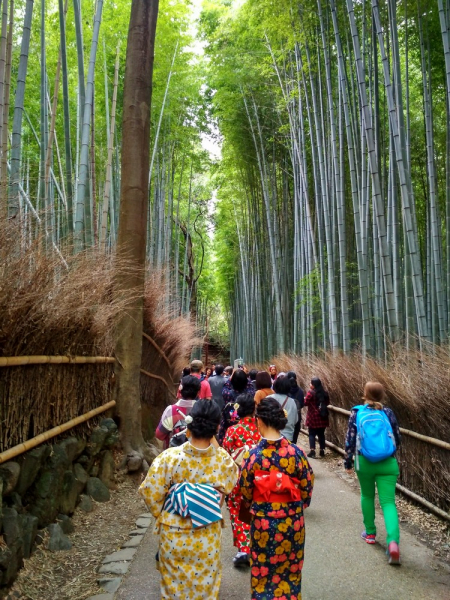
[356,455,400,544]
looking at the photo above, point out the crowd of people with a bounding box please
[139,360,402,599]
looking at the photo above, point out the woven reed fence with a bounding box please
[0,360,115,452]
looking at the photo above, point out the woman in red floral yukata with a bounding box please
[239,397,314,600]
[222,393,261,568]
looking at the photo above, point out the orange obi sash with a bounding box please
[253,470,301,503]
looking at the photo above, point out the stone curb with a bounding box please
[86,512,151,600]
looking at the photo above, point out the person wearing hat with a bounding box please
[190,359,212,400]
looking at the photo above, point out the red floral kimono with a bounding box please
[222,416,261,553]
[239,437,314,600]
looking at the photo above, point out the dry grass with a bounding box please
[0,222,199,450]
[140,272,201,437]
[143,271,201,380]
[267,347,450,512]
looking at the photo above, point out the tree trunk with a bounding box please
[114,0,159,461]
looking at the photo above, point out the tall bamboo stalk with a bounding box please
[74,0,104,253]
[8,0,33,219]
[59,0,73,234]
[100,42,120,249]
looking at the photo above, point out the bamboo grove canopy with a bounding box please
[3,0,450,362]
[202,0,450,362]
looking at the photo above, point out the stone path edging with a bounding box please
[86,512,152,600]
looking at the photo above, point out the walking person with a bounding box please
[239,397,314,600]
[286,370,305,444]
[218,369,255,445]
[224,365,233,378]
[344,381,402,565]
[268,375,298,442]
[254,371,273,405]
[304,377,330,458]
[248,368,258,389]
[155,375,200,449]
[139,400,239,599]
[208,364,227,411]
[222,393,261,568]
[189,359,212,399]
[268,364,278,383]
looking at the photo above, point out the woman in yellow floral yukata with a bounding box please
[139,399,238,600]
[239,397,314,600]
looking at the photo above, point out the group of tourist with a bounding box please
[140,360,402,599]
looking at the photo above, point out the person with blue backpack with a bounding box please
[344,381,402,565]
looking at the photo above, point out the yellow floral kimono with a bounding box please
[139,441,238,600]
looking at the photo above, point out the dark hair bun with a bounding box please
[236,393,255,418]
[231,369,249,393]
[188,399,221,439]
[180,375,201,399]
[273,375,291,395]
[256,397,288,431]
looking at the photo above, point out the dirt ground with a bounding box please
[5,468,147,600]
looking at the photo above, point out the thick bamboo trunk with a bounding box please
[114,0,159,460]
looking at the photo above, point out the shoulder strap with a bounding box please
[281,396,289,409]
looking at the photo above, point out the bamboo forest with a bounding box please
[2,0,450,363]
[3,0,450,597]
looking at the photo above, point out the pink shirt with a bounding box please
[192,372,212,399]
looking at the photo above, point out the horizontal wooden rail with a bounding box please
[0,400,116,465]
[299,428,450,522]
[0,356,116,367]
[327,405,450,451]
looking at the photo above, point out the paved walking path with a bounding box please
[111,455,450,600]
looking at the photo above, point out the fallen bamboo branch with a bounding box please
[142,332,176,381]
[327,405,450,451]
[299,428,450,522]
[140,368,177,398]
[0,355,116,367]
[0,400,116,464]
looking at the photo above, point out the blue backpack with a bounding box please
[354,404,396,468]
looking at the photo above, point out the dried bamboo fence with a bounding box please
[0,358,117,452]
[0,353,176,452]
[305,404,450,522]
[270,351,450,516]
[324,403,450,515]
[0,400,116,464]
[0,232,198,454]
[0,356,116,366]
